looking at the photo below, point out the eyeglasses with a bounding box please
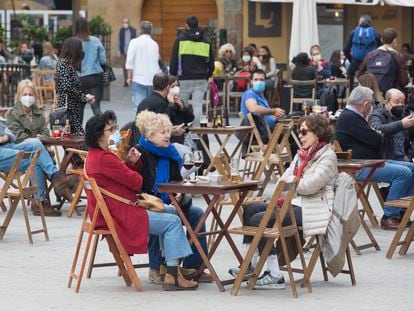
[104,124,119,134]
[297,128,310,136]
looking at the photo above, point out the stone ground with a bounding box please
[0,69,413,311]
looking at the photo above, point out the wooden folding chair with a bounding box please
[65,148,88,218]
[67,177,143,293]
[32,69,56,107]
[229,178,312,298]
[383,195,414,259]
[0,149,49,244]
[289,79,317,114]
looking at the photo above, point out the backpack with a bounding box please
[351,26,376,61]
[209,80,221,108]
[235,71,251,91]
[319,86,338,113]
[366,50,397,95]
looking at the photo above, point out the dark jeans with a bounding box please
[79,74,103,124]
[347,60,363,92]
[148,205,208,270]
[242,203,302,255]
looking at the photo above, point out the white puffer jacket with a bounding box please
[280,144,338,237]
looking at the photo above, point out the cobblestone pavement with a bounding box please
[0,69,412,311]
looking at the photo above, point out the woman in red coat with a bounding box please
[84,110,197,291]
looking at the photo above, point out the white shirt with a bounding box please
[125,34,161,86]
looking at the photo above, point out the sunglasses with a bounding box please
[297,128,310,136]
[104,124,119,134]
[225,50,232,53]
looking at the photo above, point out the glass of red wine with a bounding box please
[182,153,194,184]
[193,150,204,181]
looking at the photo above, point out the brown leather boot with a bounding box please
[32,200,62,217]
[163,267,198,291]
[51,173,78,197]
[160,264,198,281]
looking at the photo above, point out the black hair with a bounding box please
[293,52,310,67]
[169,75,179,86]
[382,28,397,44]
[153,73,170,91]
[75,17,90,41]
[60,37,83,71]
[251,69,266,80]
[329,49,342,66]
[186,16,199,29]
[85,110,117,150]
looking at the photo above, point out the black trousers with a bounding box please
[242,203,303,256]
[79,74,103,124]
[347,60,363,92]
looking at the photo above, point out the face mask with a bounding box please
[123,23,129,29]
[110,130,123,147]
[312,54,321,62]
[340,59,345,65]
[242,55,251,63]
[252,81,266,93]
[391,106,405,119]
[170,86,180,96]
[21,95,35,108]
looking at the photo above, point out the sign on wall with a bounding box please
[248,2,281,37]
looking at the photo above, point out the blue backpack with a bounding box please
[351,26,376,61]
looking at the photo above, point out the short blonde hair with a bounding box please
[135,110,172,138]
[42,41,54,56]
[15,79,37,105]
[218,43,236,58]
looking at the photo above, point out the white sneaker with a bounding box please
[255,270,285,290]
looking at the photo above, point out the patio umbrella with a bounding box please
[288,0,319,63]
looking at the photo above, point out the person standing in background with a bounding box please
[117,18,136,87]
[126,21,161,112]
[75,17,106,124]
[169,16,214,126]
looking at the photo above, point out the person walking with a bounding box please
[75,17,106,124]
[169,15,214,126]
[126,20,161,112]
[116,18,136,87]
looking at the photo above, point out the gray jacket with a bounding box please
[368,103,405,160]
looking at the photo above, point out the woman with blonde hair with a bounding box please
[135,110,211,285]
[38,41,58,71]
[6,79,49,143]
[358,73,385,104]
[218,43,237,74]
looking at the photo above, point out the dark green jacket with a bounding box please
[6,102,49,143]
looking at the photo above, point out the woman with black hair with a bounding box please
[291,52,317,99]
[329,49,347,79]
[55,37,95,134]
[84,110,198,291]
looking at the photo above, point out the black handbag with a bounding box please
[50,94,68,128]
[101,64,116,83]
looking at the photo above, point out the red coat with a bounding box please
[85,148,149,254]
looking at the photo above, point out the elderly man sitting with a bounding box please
[0,126,77,216]
[335,86,414,230]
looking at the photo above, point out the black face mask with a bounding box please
[390,106,405,119]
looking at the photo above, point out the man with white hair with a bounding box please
[336,86,414,230]
[126,20,161,111]
[369,88,414,161]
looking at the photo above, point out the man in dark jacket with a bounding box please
[368,89,414,161]
[169,16,214,126]
[336,86,414,230]
[117,18,136,87]
[358,28,409,95]
[343,14,381,91]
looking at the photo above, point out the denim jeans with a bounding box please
[355,160,414,217]
[131,82,153,112]
[148,204,207,270]
[0,138,58,201]
[179,80,208,126]
[147,209,193,263]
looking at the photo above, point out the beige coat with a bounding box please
[280,144,338,237]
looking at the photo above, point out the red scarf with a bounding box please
[294,141,328,178]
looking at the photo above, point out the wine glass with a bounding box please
[182,153,194,184]
[193,150,204,181]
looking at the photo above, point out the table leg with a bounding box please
[168,193,226,292]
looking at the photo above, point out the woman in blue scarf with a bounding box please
[135,110,211,285]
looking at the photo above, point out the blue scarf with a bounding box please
[139,136,183,203]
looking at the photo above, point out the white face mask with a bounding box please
[21,95,35,108]
[312,54,321,62]
[242,55,251,63]
[123,23,129,29]
[170,86,180,96]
